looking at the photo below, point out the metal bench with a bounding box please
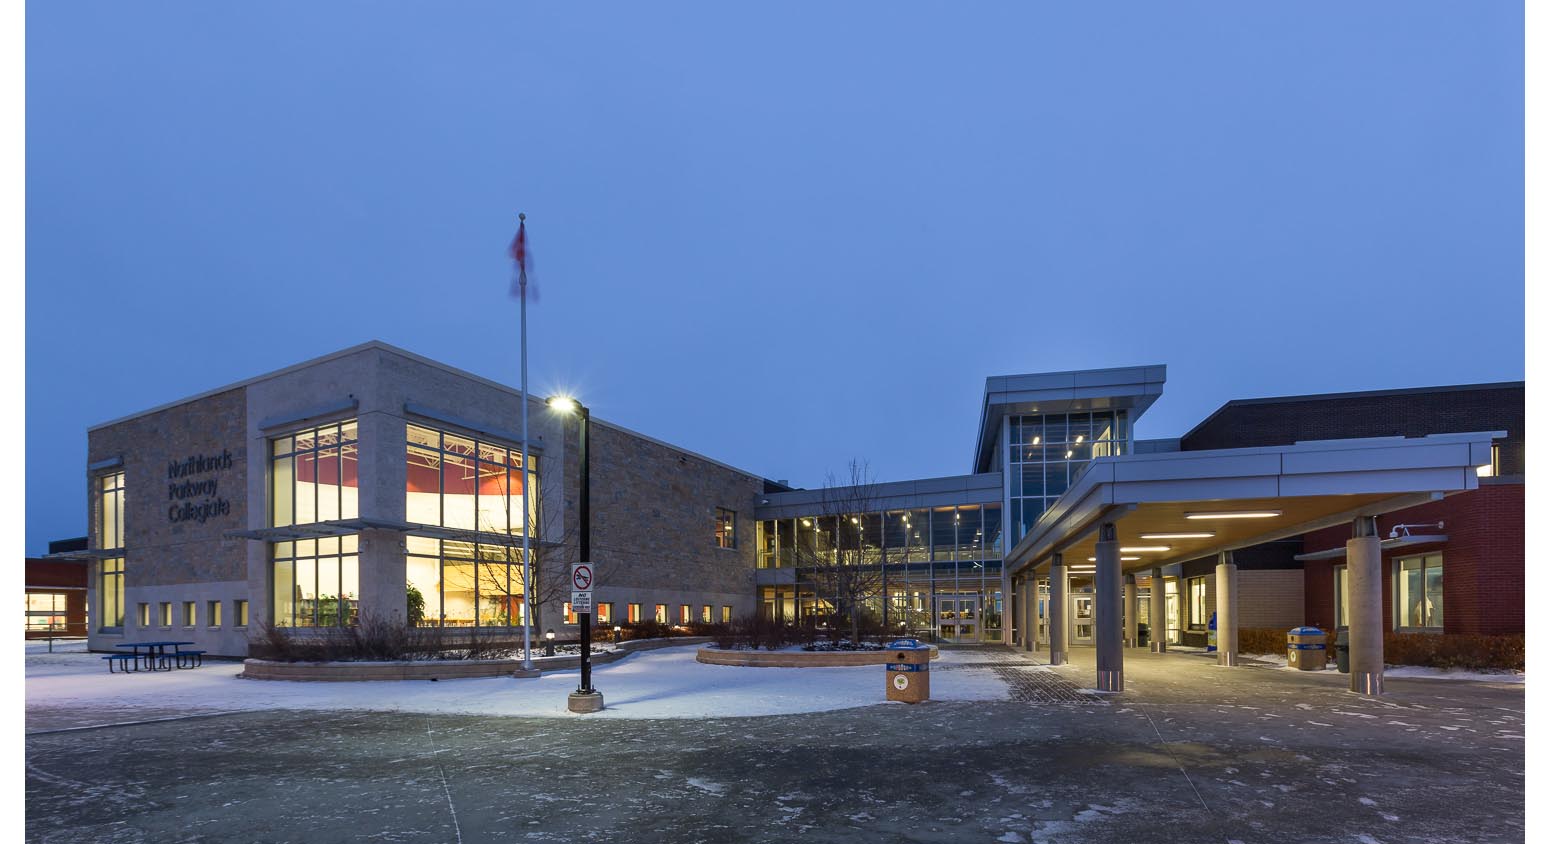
[102,653,138,673]
[175,650,207,669]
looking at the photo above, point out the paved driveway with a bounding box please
[25,647,1523,844]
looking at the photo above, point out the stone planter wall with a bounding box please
[239,636,711,681]
[695,645,939,668]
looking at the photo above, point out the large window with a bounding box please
[273,536,360,627]
[1396,553,1443,630]
[406,536,527,628]
[1007,412,1127,540]
[96,471,126,631]
[715,508,737,548]
[272,421,359,526]
[1333,564,1348,628]
[100,559,124,630]
[98,471,125,550]
[25,594,69,632]
[406,424,536,535]
[1187,576,1207,629]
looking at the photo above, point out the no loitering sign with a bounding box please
[571,563,595,614]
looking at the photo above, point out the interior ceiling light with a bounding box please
[1032,436,1041,445]
[1184,510,1282,520]
[1120,546,1171,553]
[1139,532,1216,540]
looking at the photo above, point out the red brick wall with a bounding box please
[25,558,89,637]
[1301,483,1523,635]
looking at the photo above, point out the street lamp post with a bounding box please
[549,395,602,712]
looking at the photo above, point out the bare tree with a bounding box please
[791,459,888,644]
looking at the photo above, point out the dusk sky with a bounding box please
[25,3,1523,554]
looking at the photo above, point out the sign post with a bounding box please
[572,562,595,695]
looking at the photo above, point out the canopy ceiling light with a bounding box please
[1120,546,1171,553]
[1089,556,1141,562]
[1184,510,1282,520]
[1139,532,1215,540]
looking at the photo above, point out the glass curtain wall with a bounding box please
[272,536,360,627]
[1007,411,1127,540]
[270,422,360,627]
[756,503,1003,642]
[406,537,527,628]
[403,424,537,628]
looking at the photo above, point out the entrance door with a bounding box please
[936,595,980,643]
[1071,595,1094,644]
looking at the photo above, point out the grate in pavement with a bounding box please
[940,654,1106,704]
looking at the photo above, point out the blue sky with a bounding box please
[25,3,1523,553]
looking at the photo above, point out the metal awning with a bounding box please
[1293,534,1448,562]
[225,518,560,550]
[1005,431,1500,578]
[40,549,118,561]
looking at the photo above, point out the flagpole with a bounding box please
[518,212,534,671]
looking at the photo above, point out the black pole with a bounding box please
[578,404,592,695]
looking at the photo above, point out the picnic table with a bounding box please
[109,641,199,672]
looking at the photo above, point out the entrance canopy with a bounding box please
[1005,432,1499,577]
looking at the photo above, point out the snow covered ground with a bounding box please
[1246,650,1525,682]
[25,640,1008,721]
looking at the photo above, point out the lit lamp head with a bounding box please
[546,395,579,415]
[545,628,555,641]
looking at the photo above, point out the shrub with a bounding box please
[1233,626,1524,671]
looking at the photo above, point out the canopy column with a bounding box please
[1123,573,1139,648]
[1216,551,1239,667]
[1094,523,1123,692]
[1149,567,1167,652]
[1348,516,1385,695]
[1048,555,1068,666]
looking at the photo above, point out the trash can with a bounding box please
[1335,627,1350,674]
[885,638,931,703]
[1287,626,1326,671]
[1137,622,1150,649]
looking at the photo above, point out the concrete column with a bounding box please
[1048,556,1068,666]
[1009,579,1021,648]
[1022,575,1035,652]
[1002,571,1014,646]
[1215,551,1239,667]
[1149,568,1167,653]
[1123,574,1139,648]
[1093,523,1124,692]
[1348,517,1384,695]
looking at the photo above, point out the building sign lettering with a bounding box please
[167,449,234,524]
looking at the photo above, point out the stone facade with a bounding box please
[81,341,765,656]
[86,386,251,657]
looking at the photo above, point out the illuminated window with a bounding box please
[182,602,196,627]
[654,604,667,624]
[564,602,576,625]
[701,605,712,623]
[24,594,69,632]
[158,602,172,627]
[207,601,222,628]
[272,421,358,526]
[272,536,360,627]
[627,603,642,623]
[99,559,125,630]
[405,424,536,535]
[137,603,150,627]
[715,508,737,548]
[405,537,526,628]
[97,471,125,550]
[1333,564,1348,628]
[1187,576,1208,629]
[1396,554,1443,630]
[721,605,732,623]
[597,603,613,624]
[679,605,691,624]
[234,600,249,627]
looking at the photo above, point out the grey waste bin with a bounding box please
[1335,627,1350,674]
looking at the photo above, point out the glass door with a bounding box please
[936,595,980,643]
[1071,595,1094,644]
[1164,579,1181,644]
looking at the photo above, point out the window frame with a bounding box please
[1187,576,1208,630]
[1393,552,1444,631]
[715,508,737,549]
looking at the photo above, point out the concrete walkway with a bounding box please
[25,645,1523,843]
